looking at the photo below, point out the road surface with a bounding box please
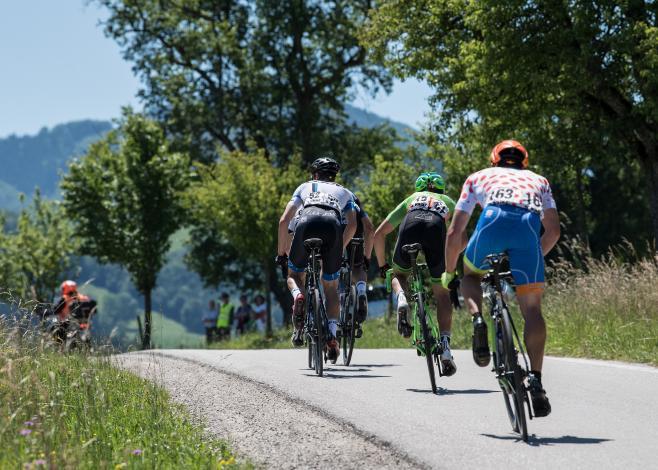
[118,349,658,469]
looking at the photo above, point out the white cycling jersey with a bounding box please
[455,167,556,215]
[289,180,356,223]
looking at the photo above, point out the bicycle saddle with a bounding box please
[304,238,323,249]
[401,243,422,254]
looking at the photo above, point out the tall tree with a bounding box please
[99,0,391,165]
[0,191,77,304]
[185,151,304,334]
[61,110,190,349]
[364,1,657,247]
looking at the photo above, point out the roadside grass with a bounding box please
[0,321,244,469]
[211,252,657,367]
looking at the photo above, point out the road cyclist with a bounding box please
[373,171,457,376]
[276,157,357,363]
[441,139,561,417]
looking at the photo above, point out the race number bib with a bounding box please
[408,195,449,218]
[303,191,341,212]
[487,187,543,212]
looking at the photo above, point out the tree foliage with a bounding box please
[0,191,78,303]
[61,109,190,348]
[185,150,304,332]
[100,0,392,165]
[364,0,658,250]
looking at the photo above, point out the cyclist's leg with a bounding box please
[507,211,546,373]
[463,205,506,366]
[516,291,545,371]
[423,214,452,335]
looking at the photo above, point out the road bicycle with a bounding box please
[338,237,363,366]
[302,238,329,377]
[481,253,533,441]
[386,243,447,393]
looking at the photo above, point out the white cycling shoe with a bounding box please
[440,338,457,377]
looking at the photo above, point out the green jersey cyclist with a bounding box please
[373,172,457,376]
[441,140,561,416]
[277,157,357,363]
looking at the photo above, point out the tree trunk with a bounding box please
[264,259,273,337]
[643,155,658,247]
[142,288,152,350]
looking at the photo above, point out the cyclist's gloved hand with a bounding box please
[441,271,457,290]
[379,262,391,279]
[275,254,288,278]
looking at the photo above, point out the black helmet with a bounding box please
[310,157,340,177]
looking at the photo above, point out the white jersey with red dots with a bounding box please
[455,167,556,215]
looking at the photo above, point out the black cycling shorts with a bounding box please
[289,207,343,280]
[392,210,447,280]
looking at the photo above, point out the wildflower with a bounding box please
[114,464,127,469]
[34,460,46,466]
[131,449,143,456]
[19,429,32,436]
[23,421,35,427]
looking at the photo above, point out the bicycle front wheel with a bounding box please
[313,288,324,377]
[342,285,356,366]
[500,306,528,441]
[417,299,437,394]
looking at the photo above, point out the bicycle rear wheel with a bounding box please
[417,299,437,394]
[500,306,528,441]
[313,288,324,377]
[342,285,356,366]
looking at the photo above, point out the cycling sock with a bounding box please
[397,291,406,305]
[356,281,366,296]
[328,319,338,337]
[440,332,451,344]
[291,287,301,299]
[530,370,542,381]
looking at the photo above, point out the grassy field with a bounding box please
[0,322,243,469]
[211,254,658,367]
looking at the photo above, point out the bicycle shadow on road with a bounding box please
[481,433,613,446]
[302,372,392,379]
[407,387,498,395]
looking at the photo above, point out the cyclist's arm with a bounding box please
[445,209,471,273]
[373,220,395,267]
[540,208,560,256]
[362,214,375,259]
[342,210,357,249]
[278,202,298,256]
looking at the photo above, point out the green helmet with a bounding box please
[415,172,445,192]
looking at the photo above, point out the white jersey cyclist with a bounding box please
[455,166,556,215]
[289,180,356,222]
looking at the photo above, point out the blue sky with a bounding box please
[0,1,433,138]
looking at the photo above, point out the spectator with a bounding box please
[253,294,267,333]
[203,300,219,345]
[234,294,253,336]
[216,293,234,341]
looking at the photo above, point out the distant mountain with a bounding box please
[0,120,113,201]
[344,104,416,136]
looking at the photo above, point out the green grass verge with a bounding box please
[210,255,658,367]
[0,327,244,469]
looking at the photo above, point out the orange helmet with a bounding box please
[61,280,77,296]
[490,140,529,169]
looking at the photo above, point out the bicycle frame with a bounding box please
[407,259,440,357]
[303,240,328,376]
[482,253,533,439]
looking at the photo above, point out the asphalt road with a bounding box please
[123,349,658,469]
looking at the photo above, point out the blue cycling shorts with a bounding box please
[464,205,544,293]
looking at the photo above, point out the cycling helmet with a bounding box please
[61,280,77,296]
[415,172,445,193]
[310,157,340,177]
[490,140,529,169]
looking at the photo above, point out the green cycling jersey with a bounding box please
[385,191,456,228]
